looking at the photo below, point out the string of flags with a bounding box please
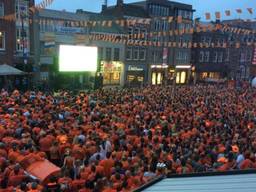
[205,8,254,20]
[72,32,256,49]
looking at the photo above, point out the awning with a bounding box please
[0,64,26,76]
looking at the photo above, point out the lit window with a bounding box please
[0,32,5,50]
[180,71,186,84]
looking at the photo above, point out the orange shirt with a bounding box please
[99,158,115,177]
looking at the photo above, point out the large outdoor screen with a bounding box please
[59,45,98,72]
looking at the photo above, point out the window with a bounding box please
[126,47,132,60]
[113,48,120,61]
[240,52,245,62]
[213,52,218,63]
[0,3,4,17]
[16,28,29,52]
[139,48,146,60]
[133,47,139,60]
[201,36,206,43]
[15,0,29,20]
[218,52,223,63]
[206,37,212,44]
[106,47,112,61]
[204,51,210,62]
[0,31,5,50]
[177,51,182,60]
[199,51,204,62]
[134,28,139,39]
[128,27,133,39]
[225,49,230,62]
[98,47,104,61]
[246,51,252,61]
[141,29,147,40]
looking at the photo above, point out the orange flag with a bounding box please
[225,10,231,16]
[247,8,253,14]
[215,12,221,19]
[236,9,242,14]
[205,13,211,20]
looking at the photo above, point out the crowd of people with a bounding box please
[0,84,256,192]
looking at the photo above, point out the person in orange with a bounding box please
[99,152,114,178]
[7,164,27,187]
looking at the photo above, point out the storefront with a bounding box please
[151,65,168,85]
[100,61,123,86]
[126,65,146,87]
[175,65,191,84]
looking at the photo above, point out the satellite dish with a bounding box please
[252,77,256,88]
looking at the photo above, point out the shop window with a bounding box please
[152,72,156,85]
[157,73,162,85]
[128,75,135,82]
[176,72,180,84]
[180,71,186,84]
[201,72,208,79]
[138,76,144,82]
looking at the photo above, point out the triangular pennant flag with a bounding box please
[205,13,211,20]
[236,9,242,14]
[168,16,173,23]
[225,10,231,16]
[177,16,182,23]
[215,12,221,19]
[247,8,253,14]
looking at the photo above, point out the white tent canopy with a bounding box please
[0,64,26,76]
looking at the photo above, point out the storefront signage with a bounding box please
[56,26,83,34]
[128,65,144,71]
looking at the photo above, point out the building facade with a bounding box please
[222,20,256,80]
[34,8,125,89]
[102,0,194,86]
[192,20,256,83]
[0,0,34,89]
[140,0,194,85]
[191,22,229,82]
[102,0,150,87]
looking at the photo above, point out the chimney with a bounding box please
[117,0,124,7]
[102,0,107,11]
[102,5,107,11]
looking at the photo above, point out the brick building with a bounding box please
[0,0,35,89]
